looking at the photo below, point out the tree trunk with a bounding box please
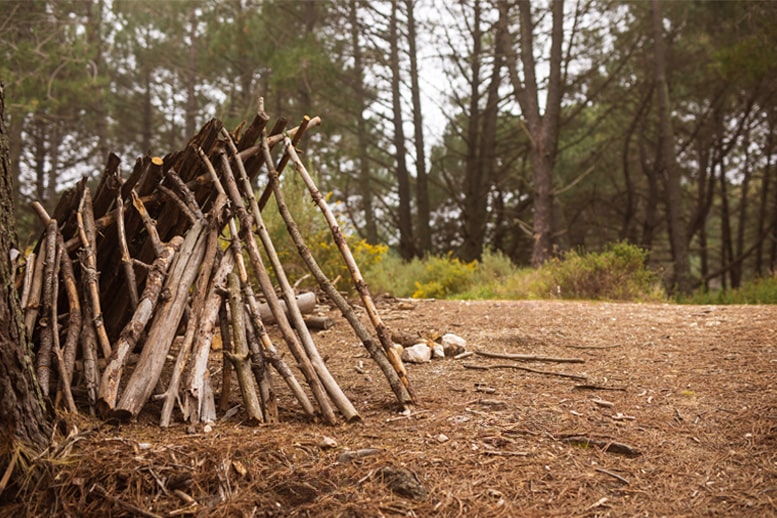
[506,0,565,266]
[0,82,52,462]
[405,0,431,255]
[389,0,415,260]
[651,0,691,294]
[460,0,483,263]
[756,114,774,275]
[349,0,378,244]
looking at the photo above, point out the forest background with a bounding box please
[2,0,777,299]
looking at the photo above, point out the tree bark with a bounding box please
[506,0,565,266]
[0,82,52,464]
[651,0,691,294]
[349,0,378,244]
[389,0,416,260]
[405,0,431,255]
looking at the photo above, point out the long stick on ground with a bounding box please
[474,350,585,364]
[261,134,412,407]
[462,363,588,381]
[283,137,416,402]
[224,131,360,422]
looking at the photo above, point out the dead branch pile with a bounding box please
[19,101,415,427]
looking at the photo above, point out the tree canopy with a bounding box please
[2,0,777,292]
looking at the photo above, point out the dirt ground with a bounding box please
[8,299,777,517]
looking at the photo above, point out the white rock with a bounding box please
[440,333,467,356]
[401,343,432,363]
[319,436,338,449]
[432,343,445,359]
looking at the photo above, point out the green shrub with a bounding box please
[679,276,777,304]
[370,242,663,302]
[412,253,478,299]
[365,251,423,297]
[544,242,662,301]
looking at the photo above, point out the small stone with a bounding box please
[319,435,338,449]
[440,333,467,356]
[432,343,445,359]
[203,424,213,433]
[436,433,449,443]
[401,343,432,363]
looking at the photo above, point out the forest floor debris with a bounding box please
[4,298,776,516]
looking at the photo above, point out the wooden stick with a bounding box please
[474,350,585,364]
[157,184,198,226]
[175,250,233,425]
[49,237,77,413]
[218,150,337,424]
[256,292,316,325]
[244,311,278,423]
[217,300,233,414]
[304,316,334,330]
[262,135,412,407]
[236,116,321,164]
[19,251,35,312]
[595,467,630,484]
[76,188,112,358]
[231,241,315,419]
[226,272,263,424]
[23,245,46,337]
[164,169,204,220]
[29,204,78,411]
[57,230,82,398]
[236,97,270,151]
[224,131,359,422]
[130,190,164,256]
[284,137,417,402]
[80,284,100,415]
[160,195,225,426]
[114,221,209,420]
[98,236,182,415]
[35,218,58,397]
[462,363,588,381]
[256,115,311,211]
[115,179,139,310]
[196,147,315,419]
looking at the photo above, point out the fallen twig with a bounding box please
[463,363,587,381]
[561,344,621,350]
[559,435,641,457]
[90,483,162,518]
[475,350,585,364]
[573,384,627,392]
[595,467,630,484]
